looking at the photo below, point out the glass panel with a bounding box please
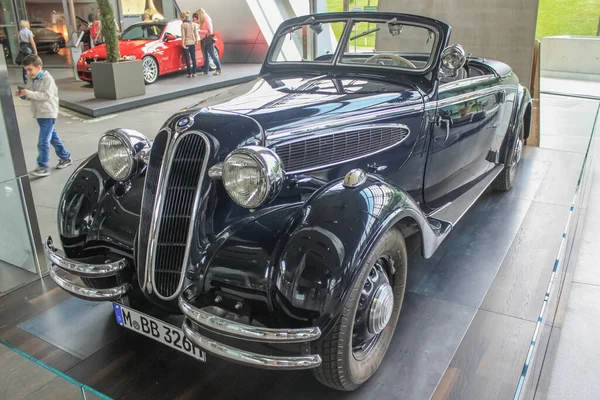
[269,21,346,63]
[340,21,436,71]
[0,0,19,65]
[122,23,164,40]
[24,0,70,66]
[0,62,39,295]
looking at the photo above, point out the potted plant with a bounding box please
[91,0,145,100]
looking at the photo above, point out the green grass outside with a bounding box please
[325,0,600,41]
[536,0,600,39]
[326,0,379,48]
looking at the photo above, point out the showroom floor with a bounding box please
[0,78,598,399]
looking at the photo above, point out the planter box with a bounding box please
[92,60,145,100]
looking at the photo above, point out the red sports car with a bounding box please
[77,20,224,84]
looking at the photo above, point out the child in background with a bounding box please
[16,55,72,177]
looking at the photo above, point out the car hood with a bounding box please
[192,74,425,144]
[81,40,155,59]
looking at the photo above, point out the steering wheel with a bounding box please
[365,54,417,69]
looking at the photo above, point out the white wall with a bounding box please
[541,36,600,81]
[377,0,540,86]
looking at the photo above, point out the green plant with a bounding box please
[97,0,120,62]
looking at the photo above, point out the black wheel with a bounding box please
[142,56,159,84]
[493,122,524,191]
[312,228,407,391]
[51,42,60,53]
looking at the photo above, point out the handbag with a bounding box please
[201,33,216,46]
[19,43,33,55]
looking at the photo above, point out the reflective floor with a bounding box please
[0,143,587,400]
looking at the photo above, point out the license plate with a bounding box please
[113,303,206,361]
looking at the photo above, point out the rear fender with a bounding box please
[501,84,532,164]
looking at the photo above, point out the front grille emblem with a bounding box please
[176,116,194,132]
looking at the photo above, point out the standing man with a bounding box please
[16,55,72,177]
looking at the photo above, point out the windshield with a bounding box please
[121,24,164,41]
[269,17,438,72]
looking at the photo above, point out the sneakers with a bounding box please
[30,167,50,177]
[57,158,72,169]
[214,70,222,75]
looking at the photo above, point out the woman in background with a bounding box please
[196,8,222,75]
[180,11,198,78]
[16,20,37,84]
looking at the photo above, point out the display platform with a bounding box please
[0,140,588,400]
[57,63,262,117]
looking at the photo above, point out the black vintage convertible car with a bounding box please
[45,12,531,391]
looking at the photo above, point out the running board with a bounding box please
[429,165,504,227]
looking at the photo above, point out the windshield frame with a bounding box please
[265,13,449,76]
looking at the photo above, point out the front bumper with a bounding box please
[179,287,323,370]
[45,236,131,301]
[76,63,92,81]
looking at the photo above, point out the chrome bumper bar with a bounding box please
[178,297,321,342]
[182,319,322,370]
[179,291,322,369]
[45,236,131,301]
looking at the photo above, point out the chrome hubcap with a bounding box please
[368,283,394,334]
[514,139,523,165]
[352,258,394,360]
[143,58,158,82]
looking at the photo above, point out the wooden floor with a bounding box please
[0,145,585,400]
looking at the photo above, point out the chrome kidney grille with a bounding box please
[139,130,209,300]
[274,124,410,173]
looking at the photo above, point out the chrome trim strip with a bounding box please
[49,264,131,301]
[179,297,321,343]
[424,84,517,110]
[274,123,411,174]
[438,75,497,93]
[139,129,172,292]
[182,319,322,370]
[266,105,423,141]
[44,236,128,278]
[148,131,211,301]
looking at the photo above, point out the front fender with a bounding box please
[58,154,142,260]
[272,174,450,332]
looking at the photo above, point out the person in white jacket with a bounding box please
[15,55,72,177]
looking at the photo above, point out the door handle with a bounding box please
[497,89,506,103]
[436,115,451,143]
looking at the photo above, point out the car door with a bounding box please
[423,75,503,209]
[161,21,184,73]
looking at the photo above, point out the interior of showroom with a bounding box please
[1,0,600,399]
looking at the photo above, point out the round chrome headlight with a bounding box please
[222,146,284,209]
[441,43,467,70]
[98,129,150,181]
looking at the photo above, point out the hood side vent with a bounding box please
[273,124,410,174]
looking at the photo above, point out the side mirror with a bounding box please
[440,44,467,78]
[164,33,176,42]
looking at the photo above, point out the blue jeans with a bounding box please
[183,44,197,75]
[37,118,70,168]
[202,43,221,73]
